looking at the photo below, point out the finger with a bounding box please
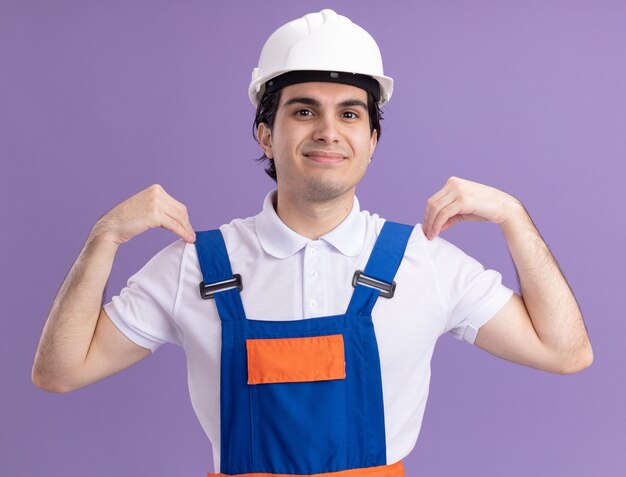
[424,187,452,236]
[439,214,465,233]
[430,200,464,239]
[154,187,192,222]
[162,199,195,239]
[142,185,195,241]
[161,211,196,243]
[425,190,455,237]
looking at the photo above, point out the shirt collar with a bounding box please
[255,190,366,259]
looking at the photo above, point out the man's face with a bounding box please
[258,82,378,203]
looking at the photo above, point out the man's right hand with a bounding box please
[32,184,194,393]
[93,184,196,246]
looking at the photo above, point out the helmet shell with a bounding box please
[249,9,393,107]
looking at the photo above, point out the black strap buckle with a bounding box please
[352,270,396,299]
[199,274,243,300]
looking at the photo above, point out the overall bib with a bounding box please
[194,221,413,477]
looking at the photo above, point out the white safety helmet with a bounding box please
[248,9,393,107]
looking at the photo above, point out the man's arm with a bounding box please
[473,207,592,374]
[423,177,593,374]
[32,184,196,393]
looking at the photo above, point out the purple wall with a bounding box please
[2,1,624,475]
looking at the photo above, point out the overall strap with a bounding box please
[347,221,414,316]
[194,229,246,322]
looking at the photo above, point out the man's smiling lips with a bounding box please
[303,150,346,163]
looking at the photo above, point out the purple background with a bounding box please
[2,1,624,475]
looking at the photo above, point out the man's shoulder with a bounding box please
[360,210,423,239]
[216,215,260,255]
[192,214,257,237]
[219,214,257,236]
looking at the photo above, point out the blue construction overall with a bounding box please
[194,221,413,477]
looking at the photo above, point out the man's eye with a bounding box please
[296,109,313,117]
[343,111,358,119]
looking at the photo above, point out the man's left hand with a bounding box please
[423,176,524,240]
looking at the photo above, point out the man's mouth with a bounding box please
[303,151,346,163]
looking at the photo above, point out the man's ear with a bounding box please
[369,129,378,161]
[257,123,273,159]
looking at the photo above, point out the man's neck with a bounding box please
[274,188,355,240]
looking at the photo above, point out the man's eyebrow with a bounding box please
[282,96,321,108]
[281,96,368,111]
[338,99,368,110]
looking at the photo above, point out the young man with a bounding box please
[33,9,592,476]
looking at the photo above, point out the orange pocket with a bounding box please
[246,334,346,385]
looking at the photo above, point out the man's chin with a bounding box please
[297,177,352,203]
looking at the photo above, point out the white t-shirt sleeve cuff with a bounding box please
[103,300,163,353]
[455,286,515,345]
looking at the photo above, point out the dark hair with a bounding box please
[252,88,383,182]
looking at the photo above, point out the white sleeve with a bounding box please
[421,229,515,344]
[103,239,186,352]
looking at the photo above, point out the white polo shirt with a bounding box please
[104,190,514,472]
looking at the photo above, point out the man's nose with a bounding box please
[313,113,340,143]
